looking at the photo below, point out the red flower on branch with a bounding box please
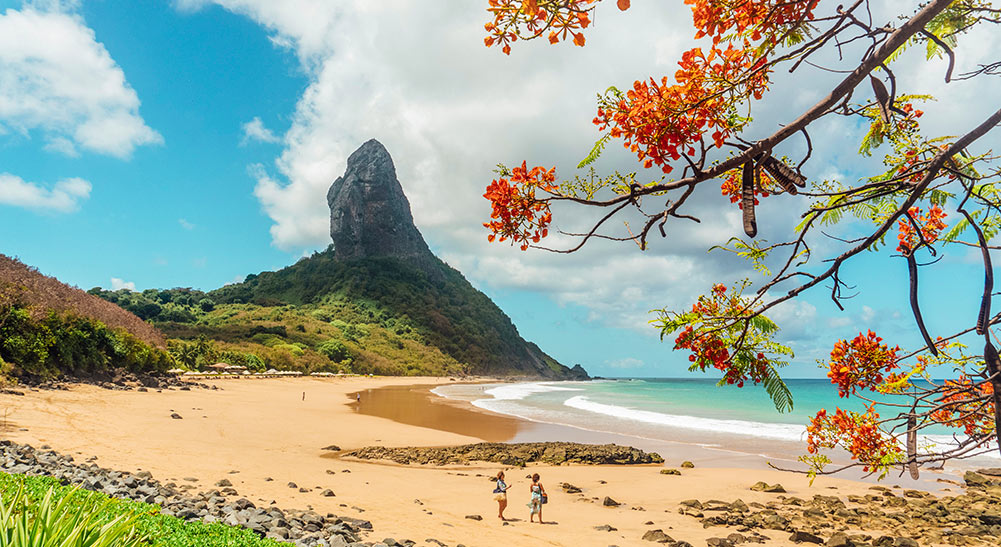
[896,205,947,254]
[827,331,900,398]
[483,161,557,250]
[806,405,903,473]
[931,376,996,438]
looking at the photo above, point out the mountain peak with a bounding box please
[327,139,433,262]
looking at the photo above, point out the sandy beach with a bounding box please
[0,377,959,546]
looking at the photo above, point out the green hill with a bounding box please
[207,249,581,378]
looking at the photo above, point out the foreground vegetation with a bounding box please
[0,306,172,382]
[0,473,287,546]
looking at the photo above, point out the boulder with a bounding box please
[789,530,824,544]
[641,529,673,543]
[603,496,621,507]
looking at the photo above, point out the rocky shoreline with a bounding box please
[3,369,211,393]
[0,440,396,547]
[662,470,1001,546]
[342,442,665,466]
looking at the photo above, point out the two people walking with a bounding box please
[494,471,547,524]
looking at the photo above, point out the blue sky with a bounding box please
[1,0,998,379]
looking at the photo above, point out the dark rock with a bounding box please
[641,529,673,543]
[977,467,1001,477]
[825,532,849,547]
[681,461,695,468]
[215,479,232,487]
[603,496,621,507]
[964,470,991,487]
[170,413,183,419]
[464,514,482,521]
[707,538,734,547]
[594,524,617,531]
[788,530,824,544]
[327,139,433,266]
[660,469,681,475]
[343,442,664,466]
[321,489,335,497]
[560,482,582,493]
[322,445,341,451]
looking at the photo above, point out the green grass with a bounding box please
[0,473,290,546]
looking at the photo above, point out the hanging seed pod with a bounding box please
[870,75,892,124]
[742,161,757,238]
[984,339,1001,458]
[761,156,805,191]
[907,253,938,356]
[906,414,919,479]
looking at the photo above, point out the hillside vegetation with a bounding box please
[209,250,572,377]
[88,249,579,378]
[0,255,172,382]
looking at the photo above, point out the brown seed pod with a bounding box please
[984,339,1001,458]
[870,75,892,124]
[906,414,919,480]
[761,156,805,192]
[742,161,757,238]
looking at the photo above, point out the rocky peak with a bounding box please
[327,139,432,262]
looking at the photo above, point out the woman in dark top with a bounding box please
[493,470,508,520]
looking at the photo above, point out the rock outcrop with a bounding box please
[327,139,433,266]
[342,442,663,466]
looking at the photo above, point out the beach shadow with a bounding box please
[501,517,524,523]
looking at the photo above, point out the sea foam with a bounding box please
[563,395,807,442]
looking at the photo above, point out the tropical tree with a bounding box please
[481,0,1001,478]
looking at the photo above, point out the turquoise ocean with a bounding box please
[432,378,999,477]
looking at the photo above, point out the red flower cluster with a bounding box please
[686,0,820,45]
[594,44,770,173]
[483,161,557,250]
[806,405,902,472]
[896,205,947,254]
[931,376,996,438]
[484,0,598,55]
[827,331,900,398]
[673,283,770,388]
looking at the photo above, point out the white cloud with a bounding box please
[0,173,90,212]
[178,218,195,230]
[0,6,161,158]
[187,1,998,342]
[607,357,644,369]
[241,116,280,145]
[110,277,135,291]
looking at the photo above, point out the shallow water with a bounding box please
[432,378,1000,478]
